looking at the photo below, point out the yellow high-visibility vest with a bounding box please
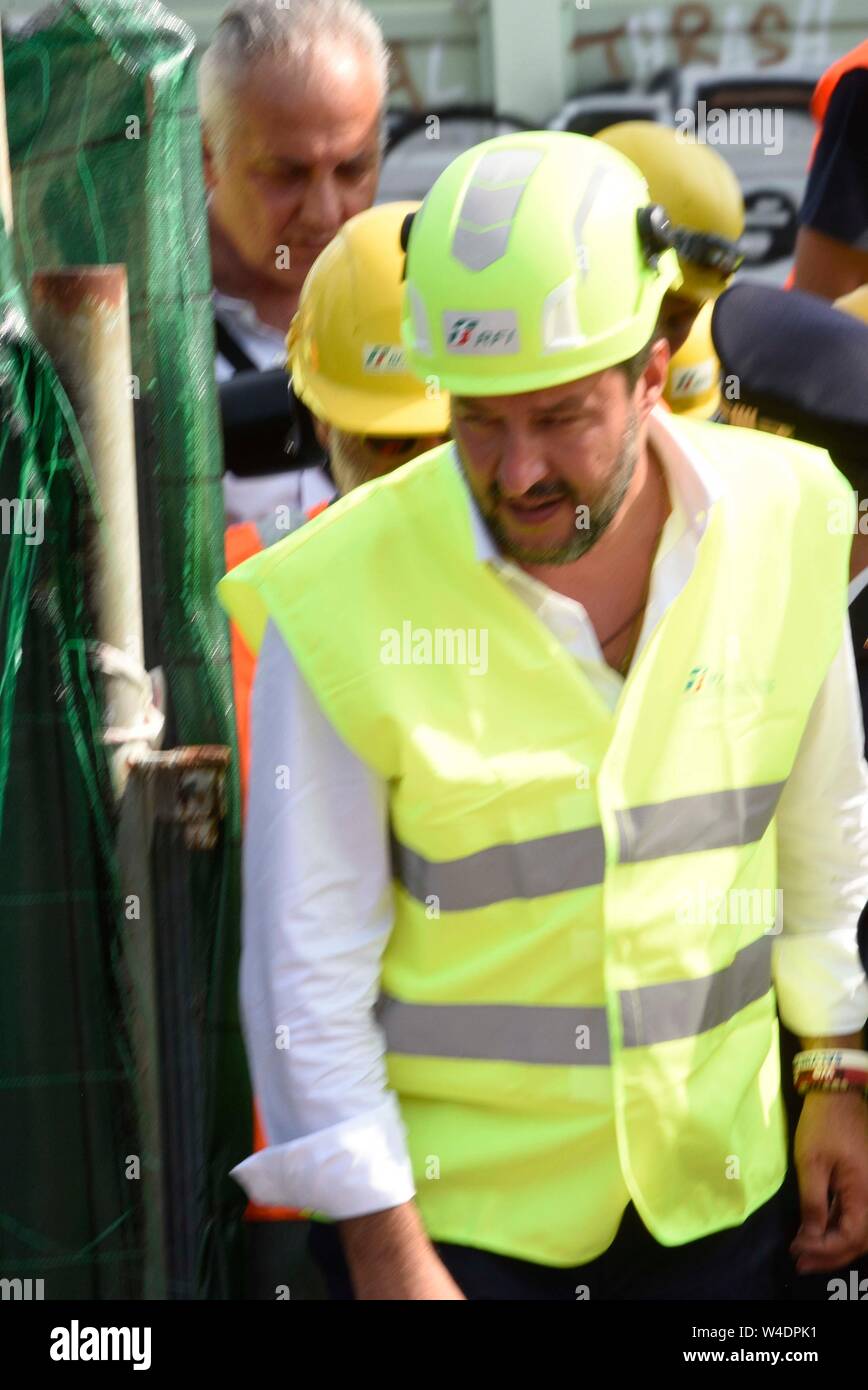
[219,422,852,1266]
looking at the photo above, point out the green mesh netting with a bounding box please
[3,0,250,1297]
[0,226,143,1297]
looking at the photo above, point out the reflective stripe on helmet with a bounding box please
[451,148,544,272]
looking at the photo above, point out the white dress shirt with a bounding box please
[214,290,334,526]
[232,407,868,1217]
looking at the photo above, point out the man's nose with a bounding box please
[297,170,343,233]
[496,430,549,498]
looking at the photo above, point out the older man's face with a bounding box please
[206,44,382,293]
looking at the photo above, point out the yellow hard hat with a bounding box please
[596,121,744,303]
[834,284,868,325]
[663,300,720,419]
[288,201,450,435]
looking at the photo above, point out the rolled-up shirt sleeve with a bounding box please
[773,621,868,1037]
[230,620,415,1218]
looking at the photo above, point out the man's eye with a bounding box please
[340,159,375,179]
[262,163,303,181]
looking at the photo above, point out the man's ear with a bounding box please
[635,336,670,421]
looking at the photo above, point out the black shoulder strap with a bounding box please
[215,315,258,373]
[849,586,868,763]
[850,584,868,662]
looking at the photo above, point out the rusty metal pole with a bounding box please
[30,266,148,791]
[29,266,169,1293]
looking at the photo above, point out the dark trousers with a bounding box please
[309,1185,793,1301]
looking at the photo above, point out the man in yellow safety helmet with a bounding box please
[596,120,744,356]
[225,199,450,808]
[288,201,450,499]
[220,132,868,1301]
[225,199,450,1245]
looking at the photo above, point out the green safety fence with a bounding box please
[0,223,142,1298]
[2,0,250,1298]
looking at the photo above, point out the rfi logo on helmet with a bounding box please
[363,344,407,374]
[671,362,716,399]
[443,311,520,355]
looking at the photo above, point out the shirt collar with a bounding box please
[458,405,723,565]
[213,289,285,345]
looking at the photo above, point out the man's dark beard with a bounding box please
[459,410,639,566]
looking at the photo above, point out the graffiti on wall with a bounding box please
[388,1,836,113]
[571,0,836,84]
[389,40,467,111]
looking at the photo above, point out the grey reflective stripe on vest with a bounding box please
[376,935,772,1065]
[451,148,543,271]
[391,783,783,910]
[376,994,610,1065]
[615,782,785,864]
[391,824,606,912]
[619,934,773,1048]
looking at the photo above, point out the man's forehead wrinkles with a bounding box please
[532,398,589,418]
[245,113,381,165]
[456,383,602,419]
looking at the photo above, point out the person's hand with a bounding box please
[790,1090,868,1273]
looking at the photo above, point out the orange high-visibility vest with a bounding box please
[224,521,262,814]
[225,499,332,1222]
[225,500,332,809]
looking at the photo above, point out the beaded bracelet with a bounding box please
[793,1048,868,1096]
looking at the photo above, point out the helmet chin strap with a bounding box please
[672,226,743,278]
[637,205,743,279]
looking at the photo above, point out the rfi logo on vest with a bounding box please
[684,665,775,697]
[363,344,408,374]
[685,666,716,693]
[443,311,520,355]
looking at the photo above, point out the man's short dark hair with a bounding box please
[618,336,654,391]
